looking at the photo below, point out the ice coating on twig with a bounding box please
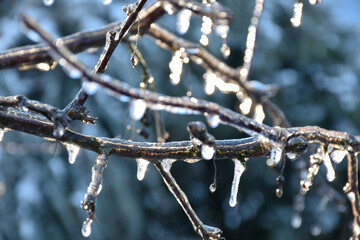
[136,158,150,181]
[270,145,284,165]
[201,144,215,160]
[229,159,246,207]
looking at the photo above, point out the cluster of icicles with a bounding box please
[167,0,231,87]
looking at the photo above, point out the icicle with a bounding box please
[290,2,303,28]
[229,159,246,207]
[200,16,212,46]
[270,145,283,165]
[63,143,80,164]
[276,175,285,198]
[239,97,252,115]
[253,104,265,123]
[161,159,176,172]
[330,149,347,164]
[0,128,7,142]
[81,218,93,237]
[201,144,215,160]
[204,71,217,95]
[169,50,183,85]
[129,99,147,121]
[206,114,220,128]
[83,81,99,95]
[43,0,55,6]
[136,158,150,181]
[291,213,302,228]
[323,152,335,182]
[176,9,192,35]
[102,0,112,5]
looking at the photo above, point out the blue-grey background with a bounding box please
[0,0,360,239]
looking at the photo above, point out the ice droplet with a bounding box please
[63,143,80,164]
[201,16,212,35]
[199,34,209,46]
[206,114,220,128]
[270,145,283,165]
[176,9,192,34]
[129,99,147,121]
[239,97,252,115]
[161,159,176,172]
[0,128,7,142]
[220,43,231,58]
[253,104,265,123]
[330,149,347,164]
[310,224,322,236]
[201,144,215,160]
[102,0,112,5]
[136,158,150,181]
[209,183,216,193]
[83,81,99,95]
[215,24,229,38]
[290,2,303,28]
[229,159,246,207]
[43,0,55,6]
[347,192,356,203]
[81,219,93,237]
[169,51,183,85]
[291,213,302,228]
[53,125,65,138]
[323,152,335,182]
[286,152,299,160]
[204,71,217,95]
[162,2,175,15]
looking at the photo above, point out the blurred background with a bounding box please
[0,0,360,239]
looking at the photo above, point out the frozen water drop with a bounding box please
[239,97,252,115]
[169,51,183,85]
[161,159,176,172]
[102,0,112,5]
[53,125,65,138]
[209,183,216,193]
[43,0,55,6]
[162,2,175,15]
[286,152,299,160]
[63,143,80,164]
[310,224,322,236]
[201,16,212,35]
[229,159,246,207]
[83,81,99,95]
[330,149,347,164]
[291,213,302,228]
[0,128,7,142]
[290,2,303,27]
[323,152,335,182]
[276,187,283,198]
[215,24,229,38]
[347,192,356,202]
[176,9,192,34]
[206,114,220,128]
[203,71,217,95]
[199,34,209,46]
[220,43,231,58]
[81,219,92,237]
[201,144,215,160]
[253,104,265,123]
[136,158,150,181]
[270,145,283,165]
[129,99,147,121]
